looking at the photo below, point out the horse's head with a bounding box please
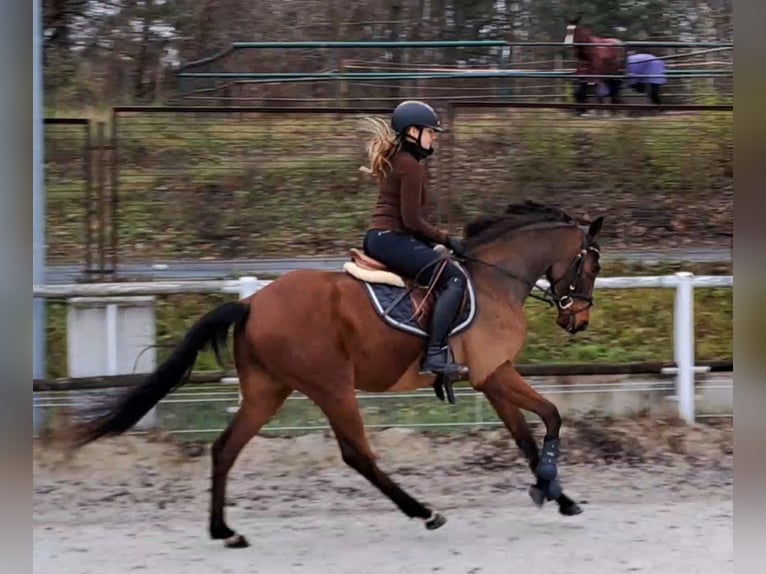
[545,216,604,334]
[462,201,605,335]
[564,16,580,44]
[564,15,583,45]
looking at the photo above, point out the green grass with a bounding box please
[44,108,732,264]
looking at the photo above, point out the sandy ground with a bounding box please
[33,417,733,574]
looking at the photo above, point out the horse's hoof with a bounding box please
[528,485,546,508]
[424,512,447,530]
[545,479,562,500]
[224,534,250,548]
[560,502,584,517]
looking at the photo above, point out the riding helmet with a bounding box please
[391,100,445,136]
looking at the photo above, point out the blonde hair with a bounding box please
[359,117,400,179]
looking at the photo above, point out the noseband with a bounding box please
[548,237,600,312]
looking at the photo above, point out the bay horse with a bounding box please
[564,15,627,112]
[69,201,604,549]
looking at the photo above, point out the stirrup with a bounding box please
[419,346,468,377]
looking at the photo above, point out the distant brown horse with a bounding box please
[564,16,628,111]
[70,201,604,549]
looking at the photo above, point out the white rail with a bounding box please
[33,272,732,423]
[31,274,733,298]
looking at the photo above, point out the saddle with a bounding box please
[344,247,450,332]
[343,247,477,405]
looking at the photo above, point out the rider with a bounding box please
[361,100,468,377]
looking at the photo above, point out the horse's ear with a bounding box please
[588,216,604,238]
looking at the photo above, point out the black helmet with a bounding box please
[391,100,444,136]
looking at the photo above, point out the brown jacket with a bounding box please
[367,151,448,245]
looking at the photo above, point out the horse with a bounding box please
[564,16,628,113]
[624,52,666,105]
[593,52,666,109]
[68,201,605,549]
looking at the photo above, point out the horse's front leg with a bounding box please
[572,80,589,115]
[476,360,582,515]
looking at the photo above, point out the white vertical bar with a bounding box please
[32,0,46,434]
[674,272,695,423]
[106,303,118,375]
[237,276,259,299]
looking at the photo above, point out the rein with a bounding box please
[456,229,599,311]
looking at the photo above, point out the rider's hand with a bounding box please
[445,236,467,256]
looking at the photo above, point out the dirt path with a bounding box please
[34,418,733,574]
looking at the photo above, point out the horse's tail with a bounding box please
[70,301,251,448]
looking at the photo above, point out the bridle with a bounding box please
[549,234,600,312]
[547,236,600,334]
[457,227,600,312]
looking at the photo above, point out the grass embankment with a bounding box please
[45,108,732,263]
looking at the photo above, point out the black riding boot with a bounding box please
[419,277,468,377]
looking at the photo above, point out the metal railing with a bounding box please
[32,376,733,437]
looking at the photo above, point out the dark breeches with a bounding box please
[363,229,464,290]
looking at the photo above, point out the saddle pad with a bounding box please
[363,279,477,338]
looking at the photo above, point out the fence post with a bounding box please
[673,271,696,423]
[67,296,158,429]
[236,276,260,299]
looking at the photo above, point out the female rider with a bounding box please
[361,100,468,377]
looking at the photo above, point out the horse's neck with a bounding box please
[576,32,595,58]
[482,224,580,303]
[516,223,580,278]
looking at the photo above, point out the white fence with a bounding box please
[33,271,733,424]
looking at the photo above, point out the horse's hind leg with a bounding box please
[649,83,661,105]
[315,387,445,530]
[479,387,582,516]
[209,366,292,548]
[608,78,623,106]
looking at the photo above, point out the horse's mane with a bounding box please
[463,200,579,248]
[569,14,617,43]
